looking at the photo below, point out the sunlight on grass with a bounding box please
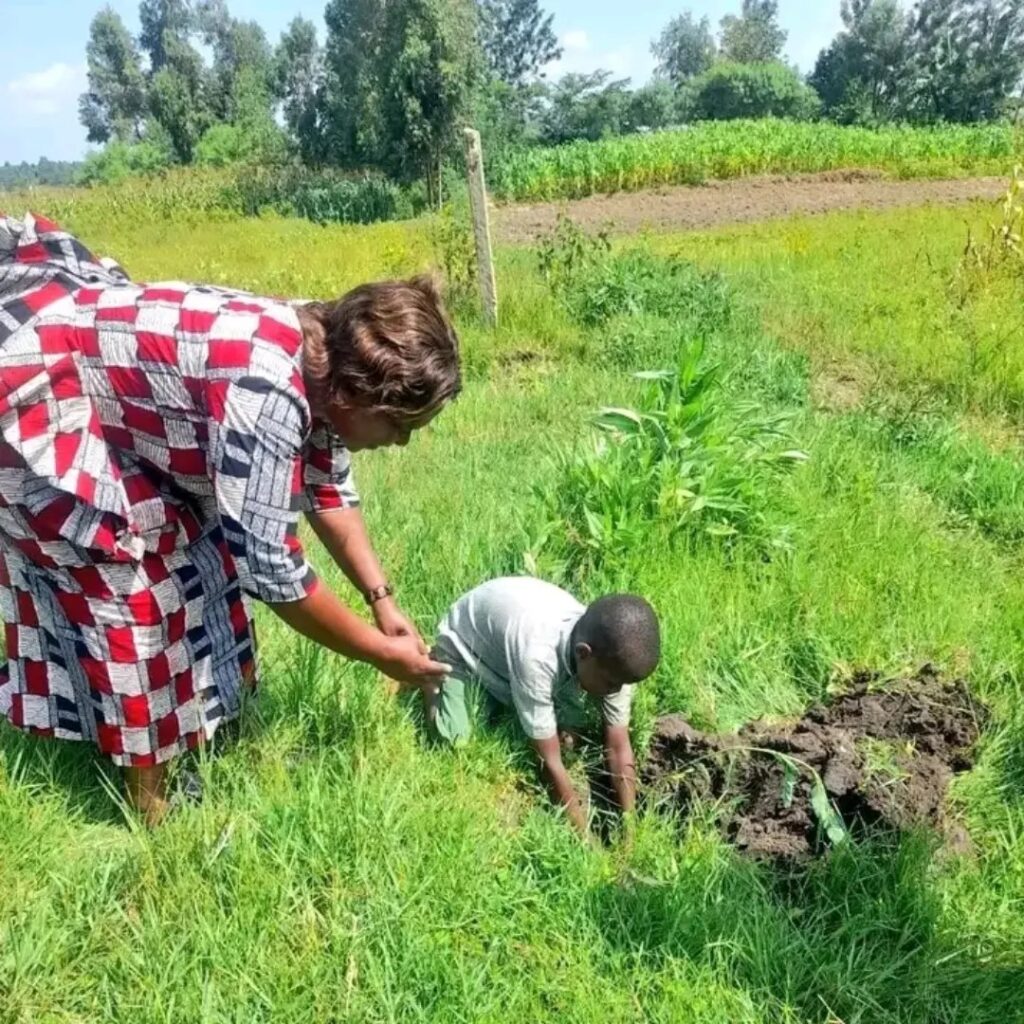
[1,200,1023,1023]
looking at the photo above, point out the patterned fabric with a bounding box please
[0,213,359,766]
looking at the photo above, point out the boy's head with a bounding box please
[573,594,660,698]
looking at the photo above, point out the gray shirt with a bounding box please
[434,577,633,740]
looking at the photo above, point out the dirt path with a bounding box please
[493,171,1007,243]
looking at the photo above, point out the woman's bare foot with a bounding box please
[124,763,170,828]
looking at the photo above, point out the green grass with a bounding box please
[2,201,1024,1022]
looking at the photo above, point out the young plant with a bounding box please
[531,340,807,575]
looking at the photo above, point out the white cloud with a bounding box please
[562,29,590,52]
[6,62,87,116]
[548,37,655,86]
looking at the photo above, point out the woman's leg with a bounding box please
[124,763,170,827]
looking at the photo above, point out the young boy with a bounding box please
[423,577,660,835]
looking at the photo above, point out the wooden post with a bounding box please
[463,127,498,326]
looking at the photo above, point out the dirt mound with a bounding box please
[494,174,1005,244]
[642,667,987,861]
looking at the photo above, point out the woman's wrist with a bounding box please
[365,582,393,606]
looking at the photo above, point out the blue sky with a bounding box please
[0,0,844,165]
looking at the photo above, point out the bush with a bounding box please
[78,139,173,186]
[537,218,732,330]
[226,168,421,225]
[529,341,807,576]
[194,122,288,168]
[679,62,822,122]
[626,81,678,133]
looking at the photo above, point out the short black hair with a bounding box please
[576,594,660,683]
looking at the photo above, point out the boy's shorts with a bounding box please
[428,638,481,747]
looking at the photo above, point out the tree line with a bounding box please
[0,159,82,190]
[71,0,1024,192]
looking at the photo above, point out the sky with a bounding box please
[0,0,844,165]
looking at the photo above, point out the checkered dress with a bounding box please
[0,213,358,766]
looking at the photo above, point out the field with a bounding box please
[486,119,1019,202]
[3,120,1020,229]
[2,175,1024,1023]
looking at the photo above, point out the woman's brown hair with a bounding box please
[299,275,461,421]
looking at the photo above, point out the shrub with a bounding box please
[529,341,807,576]
[679,62,822,122]
[78,139,173,186]
[538,218,732,330]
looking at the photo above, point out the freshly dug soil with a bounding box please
[642,667,987,861]
[493,173,1005,244]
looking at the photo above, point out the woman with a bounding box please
[0,213,457,824]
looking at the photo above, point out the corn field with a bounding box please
[487,119,1020,202]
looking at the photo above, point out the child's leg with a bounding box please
[124,763,170,827]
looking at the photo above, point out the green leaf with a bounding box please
[810,779,848,846]
[595,407,643,434]
[781,759,797,808]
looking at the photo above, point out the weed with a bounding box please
[429,201,478,310]
[530,341,807,575]
[860,737,913,789]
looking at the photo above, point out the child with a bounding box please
[424,577,660,835]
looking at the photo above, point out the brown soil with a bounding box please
[642,666,987,861]
[493,172,1006,244]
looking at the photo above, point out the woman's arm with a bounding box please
[267,584,449,686]
[307,507,425,646]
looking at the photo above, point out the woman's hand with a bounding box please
[372,596,427,653]
[374,633,451,689]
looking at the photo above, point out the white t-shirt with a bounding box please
[434,577,633,740]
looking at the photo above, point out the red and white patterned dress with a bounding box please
[0,213,358,766]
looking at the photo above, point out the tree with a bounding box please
[323,0,482,203]
[274,17,327,163]
[810,0,907,124]
[626,79,677,131]
[79,7,149,144]
[539,70,632,144]
[138,0,194,72]
[680,61,820,121]
[379,0,483,202]
[903,0,1024,123]
[197,1,275,124]
[719,0,787,63]
[479,0,562,87]
[651,12,717,85]
[148,36,214,162]
[322,0,385,167]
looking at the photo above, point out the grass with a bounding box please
[653,194,1024,418]
[2,196,1024,1022]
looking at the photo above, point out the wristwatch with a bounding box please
[365,583,394,606]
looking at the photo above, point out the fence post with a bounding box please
[463,127,498,326]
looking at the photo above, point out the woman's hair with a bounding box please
[299,275,461,421]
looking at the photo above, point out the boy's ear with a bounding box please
[575,641,593,661]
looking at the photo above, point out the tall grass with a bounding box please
[1,203,1023,1022]
[1,166,422,230]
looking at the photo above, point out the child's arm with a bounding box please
[531,735,589,836]
[603,723,637,815]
